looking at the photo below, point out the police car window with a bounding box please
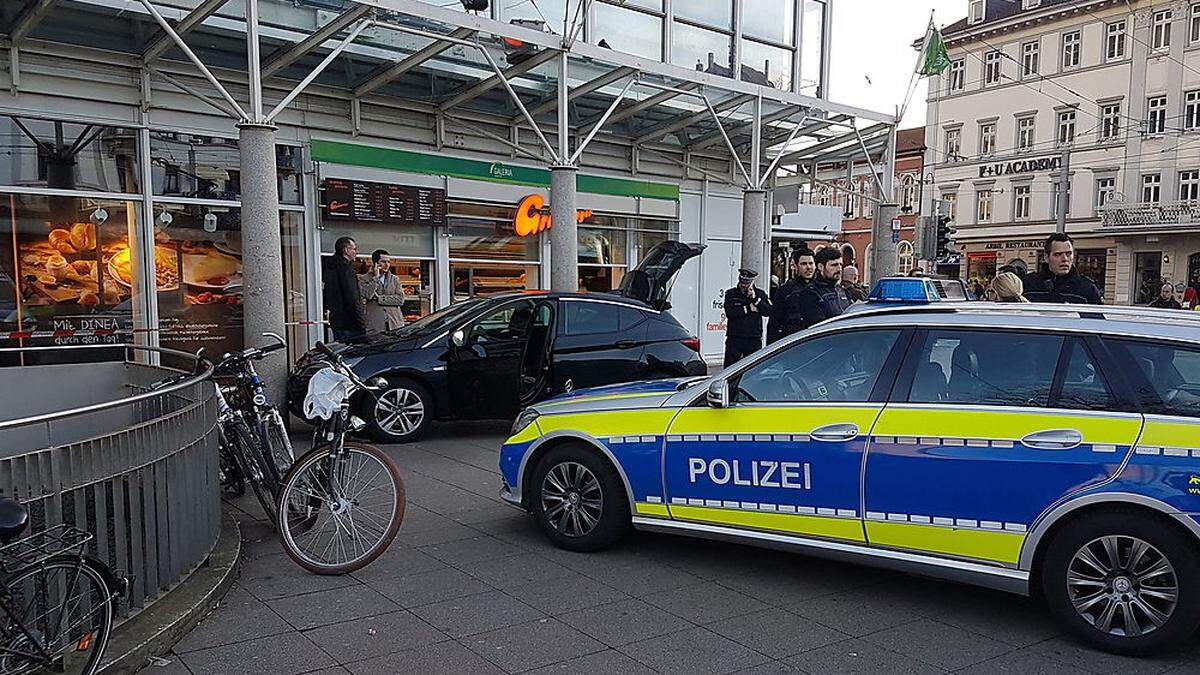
[1117,341,1200,418]
[1054,340,1114,410]
[561,302,620,335]
[732,330,901,403]
[468,300,535,343]
[909,330,1063,408]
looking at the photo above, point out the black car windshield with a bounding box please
[387,299,486,337]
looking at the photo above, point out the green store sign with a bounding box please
[311,139,679,201]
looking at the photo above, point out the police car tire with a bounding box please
[1041,510,1200,656]
[531,444,630,552]
[364,378,432,444]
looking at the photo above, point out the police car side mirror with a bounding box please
[707,379,730,409]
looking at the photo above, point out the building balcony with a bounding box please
[1100,199,1200,231]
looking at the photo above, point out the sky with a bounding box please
[828,0,965,129]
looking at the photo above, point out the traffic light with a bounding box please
[502,19,544,65]
[935,214,957,259]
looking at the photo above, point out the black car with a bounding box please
[290,242,706,442]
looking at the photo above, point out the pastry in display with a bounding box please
[69,223,97,252]
[45,255,70,279]
[78,292,100,306]
[48,229,76,254]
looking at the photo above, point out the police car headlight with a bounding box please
[511,408,540,437]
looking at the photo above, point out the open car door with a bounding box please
[612,241,705,311]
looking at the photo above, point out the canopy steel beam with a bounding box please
[266,19,373,122]
[149,67,241,118]
[8,0,59,43]
[523,66,637,119]
[752,113,852,152]
[777,122,890,165]
[567,74,637,164]
[580,81,696,132]
[439,47,559,112]
[142,0,229,63]
[263,4,373,79]
[473,44,559,162]
[354,26,475,98]
[634,93,753,145]
[689,104,803,150]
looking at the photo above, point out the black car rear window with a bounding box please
[561,301,620,335]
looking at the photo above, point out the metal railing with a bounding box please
[0,344,219,616]
[1100,199,1200,228]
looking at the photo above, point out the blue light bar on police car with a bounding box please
[868,277,940,303]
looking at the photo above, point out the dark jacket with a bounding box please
[1023,266,1103,305]
[796,275,853,331]
[323,255,367,334]
[1150,297,1183,310]
[724,286,772,339]
[767,277,809,343]
[842,281,867,303]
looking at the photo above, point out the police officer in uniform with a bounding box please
[723,268,772,367]
[795,247,853,331]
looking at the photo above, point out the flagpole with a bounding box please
[899,13,938,123]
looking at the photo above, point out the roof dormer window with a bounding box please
[969,0,986,24]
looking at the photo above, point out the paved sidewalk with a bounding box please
[150,422,1200,675]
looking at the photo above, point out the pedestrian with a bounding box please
[841,265,867,302]
[795,247,853,331]
[909,267,926,278]
[971,279,986,301]
[359,249,408,333]
[1023,233,1103,304]
[722,268,772,367]
[1184,269,1200,310]
[766,248,815,343]
[1149,282,1183,310]
[990,271,1029,303]
[323,236,368,342]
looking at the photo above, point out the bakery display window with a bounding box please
[451,263,540,301]
[0,115,139,194]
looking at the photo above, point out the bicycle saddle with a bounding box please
[0,499,29,544]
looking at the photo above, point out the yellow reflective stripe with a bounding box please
[667,406,882,435]
[866,521,1024,565]
[874,407,1140,446]
[541,392,666,407]
[671,505,865,542]
[1137,419,1200,450]
[537,410,676,437]
[635,502,670,517]
[506,420,542,445]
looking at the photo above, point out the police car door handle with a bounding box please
[810,423,859,443]
[1021,429,1083,450]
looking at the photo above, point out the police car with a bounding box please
[499,278,1200,655]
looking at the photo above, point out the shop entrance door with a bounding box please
[1133,252,1163,305]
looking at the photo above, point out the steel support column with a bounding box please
[741,189,767,278]
[549,166,579,292]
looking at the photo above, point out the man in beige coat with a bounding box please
[359,249,407,333]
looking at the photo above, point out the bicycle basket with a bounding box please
[0,525,93,574]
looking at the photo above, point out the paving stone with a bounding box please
[179,632,336,675]
[620,626,770,675]
[786,588,925,637]
[267,584,400,631]
[463,552,576,589]
[357,565,492,608]
[465,617,607,673]
[955,650,1096,675]
[924,588,1060,648]
[706,608,850,659]
[522,648,657,675]
[714,567,857,607]
[420,535,525,565]
[298,669,351,675]
[862,619,1014,671]
[140,656,194,675]
[239,553,361,601]
[302,610,445,663]
[557,598,687,647]
[784,639,947,675]
[505,571,630,615]
[349,546,448,584]
[1027,636,1190,675]
[411,590,546,638]
[392,518,481,548]
[346,640,504,675]
[731,661,809,674]
[174,585,292,653]
[642,581,770,624]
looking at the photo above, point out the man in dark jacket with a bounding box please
[1024,233,1103,304]
[324,236,368,341]
[795,247,853,331]
[1150,282,1183,309]
[723,269,772,367]
[767,248,815,343]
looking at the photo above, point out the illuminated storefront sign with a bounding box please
[513,194,594,237]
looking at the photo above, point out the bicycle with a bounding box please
[0,498,127,675]
[274,342,406,574]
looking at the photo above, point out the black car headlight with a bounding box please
[511,408,540,437]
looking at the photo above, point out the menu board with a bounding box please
[322,179,446,226]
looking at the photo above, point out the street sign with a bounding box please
[891,218,902,232]
[892,231,900,244]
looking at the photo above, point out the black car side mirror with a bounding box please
[451,329,467,348]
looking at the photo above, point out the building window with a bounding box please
[1013,184,1032,220]
[1187,91,1200,130]
[947,59,965,93]
[1096,177,1116,210]
[1022,41,1040,78]
[979,122,997,156]
[741,38,795,90]
[977,189,994,223]
[1143,174,1162,203]
[945,127,962,162]
[1062,31,1081,70]
[1057,110,1076,146]
[899,173,918,213]
[984,50,1002,85]
[941,192,958,221]
[969,0,986,24]
[1147,96,1168,135]
[1052,181,1072,216]
[1181,170,1200,200]
[1192,3,1200,43]
[1107,21,1127,60]
[1014,115,1036,150]
[898,241,916,276]
[1100,103,1121,140]
[593,2,665,61]
[1153,9,1173,51]
[799,0,826,97]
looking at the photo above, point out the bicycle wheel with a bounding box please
[227,421,279,524]
[0,556,113,675]
[276,443,405,575]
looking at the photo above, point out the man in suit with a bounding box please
[360,249,407,332]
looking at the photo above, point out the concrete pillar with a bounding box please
[549,165,579,292]
[871,202,900,282]
[237,121,288,402]
[740,188,767,277]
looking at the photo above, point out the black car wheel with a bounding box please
[531,443,630,552]
[365,377,432,443]
[1041,510,1200,655]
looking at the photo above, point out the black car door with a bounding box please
[550,299,648,393]
[447,299,536,419]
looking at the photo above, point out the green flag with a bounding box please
[918,20,951,76]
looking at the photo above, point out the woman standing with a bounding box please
[990,272,1029,303]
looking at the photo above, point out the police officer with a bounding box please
[767,248,816,344]
[723,268,772,367]
[795,247,853,331]
[1024,233,1103,304]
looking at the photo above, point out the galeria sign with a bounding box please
[513,194,594,237]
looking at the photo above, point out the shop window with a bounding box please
[673,0,732,29]
[451,263,540,301]
[0,116,139,194]
[1075,249,1108,302]
[799,0,826,96]
[592,2,663,60]
[149,132,302,204]
[743,0,794,45]
[741,39,794,90]
[1134,251,1164,305]
[449,217,539,262]
[671,21,733,75]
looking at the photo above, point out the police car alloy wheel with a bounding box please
[366,378,431,443]
[531,444,630,552]
[1041,510,1200,655]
